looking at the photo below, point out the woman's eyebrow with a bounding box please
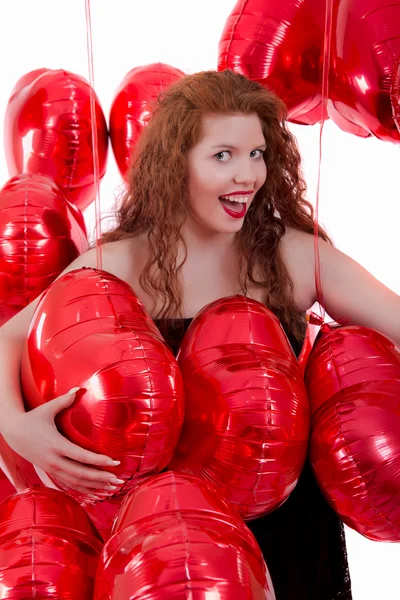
[211,142,267,149]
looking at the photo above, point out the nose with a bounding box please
[232,158,257,187]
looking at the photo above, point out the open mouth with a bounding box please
[219,197,245,212]
[218,196,247,218]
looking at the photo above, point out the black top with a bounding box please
[155,317,352,600]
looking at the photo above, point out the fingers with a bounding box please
[57,470,118,491]
[55,471,119,495]
[51,455,124,488]
[58,437,120,469]
[44,387,80,416]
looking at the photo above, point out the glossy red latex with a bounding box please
[170,296,310,520]
[21,268,185,505]
[94,472,275,599]
[218,0,328,125]
[0,173,88,326]
[110,63,185,179]
[218,0,400,141]
[4,68,109,210]
[0,469,15,504]
[328,0,400,142]
[0,487,102,598]
[305,325,400,541]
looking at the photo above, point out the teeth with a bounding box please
[220,194,250,203]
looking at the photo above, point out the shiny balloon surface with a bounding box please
[218,0,327,125]
[110,63,185,179]
[218,0,400,140]
[0,487,102,598]
[94,472,275,599]
[0,173,88,325]
[21,268,185,504]
[306,325,400,541]
[170,296,310,519]
[4,68,109,210]
[327,0,400,142]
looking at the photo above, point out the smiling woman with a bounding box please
[185,112,267,231]
[103,69,330,342]
[3,68,400,599]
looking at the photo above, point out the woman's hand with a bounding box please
[2,388,123,498]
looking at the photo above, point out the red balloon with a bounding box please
[392,58,400,134]
[0,487,102,598]
[170,296,310,520]
[305,325,400,541]
[4,68,109,210]
[0,469,15,504]
[0,173,88,325]
[21,268,185,504]
[0,294,18,328]
[82,496,122,542]
[218,0,328,125]
[109,63,185,179]
[328,0,400,142]
[94,472,275,600]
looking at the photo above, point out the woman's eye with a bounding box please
[214,149,265,161]
[215,151,231,161]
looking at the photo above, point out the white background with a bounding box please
[1,1,399,597]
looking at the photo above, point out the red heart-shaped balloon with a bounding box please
[305,325,400,541]
[94,472,275,600]
[4,68,109,210]
[0,173,88,324]
[110,63,185,179]
[218,0,328,124]
[327,0,400,142]
[21,268,185,504]
[0,487,102,599]
[170,296,310,520]
[218,0,400,140]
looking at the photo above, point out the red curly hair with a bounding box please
[103,69,331,341]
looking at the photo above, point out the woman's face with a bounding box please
[184,112,267,237]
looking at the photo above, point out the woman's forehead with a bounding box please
[198,113,265,144]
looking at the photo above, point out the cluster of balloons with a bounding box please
[218,0,400,141]
[5,283,308,598]
[0,277,399,597]
[2,0,400,325]
[0,64,185,327]
[1,1,400,596]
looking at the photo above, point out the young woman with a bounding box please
[1,70,399,599]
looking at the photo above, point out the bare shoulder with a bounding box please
[278,226,318,311]
[63,236,144,285]
[0,235,147,341]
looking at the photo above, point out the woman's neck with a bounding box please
[180,221,238,257]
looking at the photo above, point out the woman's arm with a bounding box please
[0,240,137,493]
[280,228,400,346]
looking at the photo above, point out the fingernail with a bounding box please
[106,460,120,466]
[68,387,80,395]
[107,485,117,490]
[110,478,125,485]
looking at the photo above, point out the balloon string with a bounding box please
[300,0,334,372]
[314,0,334,321]
[85,0,102,270]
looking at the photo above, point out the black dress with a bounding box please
[154,317,352,600]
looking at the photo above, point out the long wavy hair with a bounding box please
[103,69,331,342]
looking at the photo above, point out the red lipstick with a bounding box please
[221,190,254,196]
[220,203,247,219]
